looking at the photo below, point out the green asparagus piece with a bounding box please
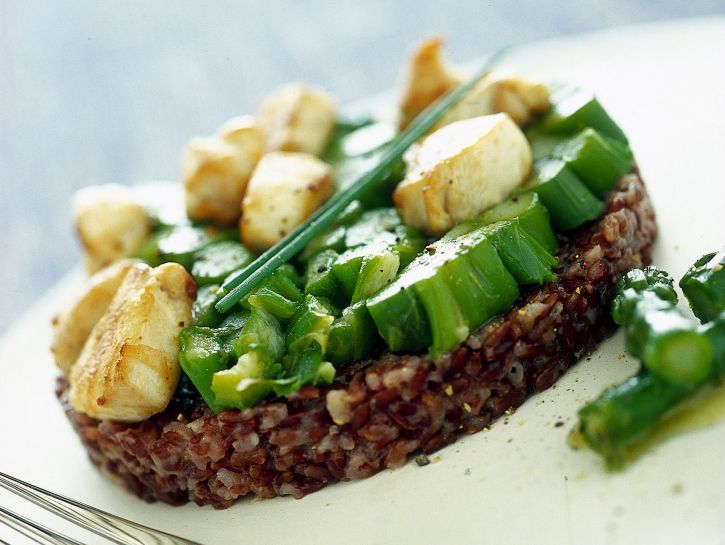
[191,240,254,286]
[304,249,342,301]
[526,159,605,231]
[613,267,713,386]
[576,312,725,469]
[367,226,519,355]
[575,258,725,469]
[611,267,677,325]
[155,225,237,270]
[211,308,286,408]
[575,373,694,470]
[331,244,383,300]
[246,288,299,320]
[178,311,250,411]
[539,86,628,143]
[326,302,377,365]
[241,266,303,309]
[350,250,400,303]
[482,219,557,285]
[679,250,725,322]
[553,128,632,195]
[627,302,713,385]
[285,295,336,356]
[320,209,425,305]
[478,192,558,255]
[191,284,225,327]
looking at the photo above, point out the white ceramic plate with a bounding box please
[2,17,724,545]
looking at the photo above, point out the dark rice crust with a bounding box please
[57,172,657,508]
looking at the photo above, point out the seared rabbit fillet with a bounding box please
[74,184,152,273]
[257,83,336,156]
[433,72,550,129]
[68,262,195,422]
[51,259,139,375]
[394,113,532,235]
[399,37,462,129]
[183,116,264,225]
[240,151,334,251]
[399,38,549,130]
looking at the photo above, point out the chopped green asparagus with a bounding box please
[178,311,250,411]
[478,192,559,255]
[574,258,725,470]
[192,284,225,327]
[553,128,632,195]
[575,373,694,470]
[326,302,377,365]
[679,250,725,322]
[539,86,628,144]
[304,249,342,301]
[191,241,254,286]
[153,225,237,269]
[482,219,558,285]
[367,226,519,355]
[526,159,605,231]
[612,267,713,385]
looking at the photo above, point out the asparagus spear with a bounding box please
[610,266,677,324]
[575,373,694,469]
[574,259,725,469]
[679,249,725,323]
[612,267,713,386]
[575,312,725,469]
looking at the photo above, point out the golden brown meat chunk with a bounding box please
[68,262,195,422]
[240,151,333,252]
[398,37,462,129]
[257,83,336,156]
[182,116,264,225]
[394,114,532,235]
[73,184,151,273]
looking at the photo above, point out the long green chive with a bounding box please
[216,49,508,313]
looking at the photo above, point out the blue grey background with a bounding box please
[1,1,723,333]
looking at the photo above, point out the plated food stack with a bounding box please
[51,38,657,507]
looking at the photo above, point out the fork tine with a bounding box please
[0,472,202,545]
[0,505,82,545]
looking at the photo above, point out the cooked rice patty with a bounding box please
[58,172,656,508]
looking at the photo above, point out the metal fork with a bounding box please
[0,472,202,545]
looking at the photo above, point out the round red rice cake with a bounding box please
[58,172,657,508]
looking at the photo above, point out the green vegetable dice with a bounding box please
[680,250,725,323]
[304,249,342,301]
[540,87,628,143]
[553,128,633,195]
[327,302,377,365]
[157,225,237,270]
[192,284,225,327]
[367,227,518,355]
[285,295,336,356]
[527,159,605,231]
[483,219,557,285]
[191,241,254,286]
[478,192,558,255]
